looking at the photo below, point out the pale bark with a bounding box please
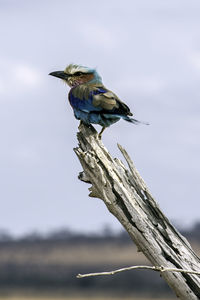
[74,123,200,300]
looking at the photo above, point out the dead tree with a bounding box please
[74,123,200,300]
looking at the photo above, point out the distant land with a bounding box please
[0,222,199,299]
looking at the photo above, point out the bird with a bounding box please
[49,64,148,138]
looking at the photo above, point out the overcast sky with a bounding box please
[0,0,200,236]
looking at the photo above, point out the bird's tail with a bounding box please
[122,115,149,125]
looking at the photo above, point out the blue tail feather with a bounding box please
[122,116,149,125]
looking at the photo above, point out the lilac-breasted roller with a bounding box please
[49,64,148,138]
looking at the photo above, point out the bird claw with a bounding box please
[98,127,105,139]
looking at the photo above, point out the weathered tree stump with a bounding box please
[74,123,200,299]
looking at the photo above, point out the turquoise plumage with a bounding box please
[49,64,147,138]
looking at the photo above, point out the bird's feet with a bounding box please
[98,127,106,139]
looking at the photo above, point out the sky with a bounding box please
[0,0,200,236]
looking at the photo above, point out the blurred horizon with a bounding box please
[0,219,200,240]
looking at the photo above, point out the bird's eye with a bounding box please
[75,72,83,76]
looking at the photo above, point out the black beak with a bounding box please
[49,71,68,80]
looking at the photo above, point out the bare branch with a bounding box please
[77,265,200,278]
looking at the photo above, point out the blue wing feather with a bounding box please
[68,86,136,127]
[69,87,107,112]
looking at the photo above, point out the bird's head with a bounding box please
[49,64,102,87]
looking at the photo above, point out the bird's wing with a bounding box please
[69,86,132,116]
[92,88,133,116]
[69,86,102,112]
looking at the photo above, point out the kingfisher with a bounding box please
[49,64,148,138]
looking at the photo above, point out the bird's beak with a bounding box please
[49,71,68,80]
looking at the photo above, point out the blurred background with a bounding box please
[1,0,200,299]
